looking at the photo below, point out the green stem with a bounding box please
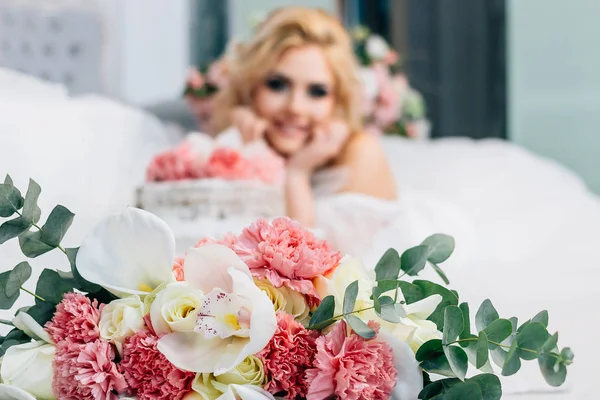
[0,319,14,327]
[311,305,378,329]
[449,338,561,360]
[20,286,46,303]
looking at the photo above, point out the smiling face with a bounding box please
[253,45,336,157]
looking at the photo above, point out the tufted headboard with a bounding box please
[0,0,103,95]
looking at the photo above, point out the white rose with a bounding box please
[100,295,146,354]
[0,341,55,400]
[150,282,205,336]
[255,279,309,322]
[366,34,390,61]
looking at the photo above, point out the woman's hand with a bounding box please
[287,120,350,175]
[231,107,268,143]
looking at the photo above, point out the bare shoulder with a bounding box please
[335,133,397,200]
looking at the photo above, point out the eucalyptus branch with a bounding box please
[20,286,46,302]
[448,337,561,361]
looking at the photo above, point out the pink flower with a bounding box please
[53,340,128,400]
[46,292,102,344]
[120,330,195,400]
[195,232,239,248]
[258,313,319,399]
[172,256,185,281]
[205,147,254,180]
[233,218,342,305]
[306,321,398,400]
[185,66,205,89]
[145,149,191,182]
[244,145,285,185]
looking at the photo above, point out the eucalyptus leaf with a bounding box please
[459,303,472,342]
[531,310,549,328]
[541,332,559,353]
[444,345,469,381]
[416,339,444,362]
[420,354,455,378]
[308,295,335,330]
[483,319,512,344]
[412,280,459,330]
[18,230,54,258]
[429,262,450,285]
[374,248,401,281]
[25,301,56,326]
[538,353,566,387]
[442,306,463,344]
[475,300,499,332]
[0,328,30,356]
[0,217,31,244]
[421,233,455,263]
[476,332,489,369]
[4,174,13,185]
[35,269,75,305]
[0,183,24,218]
[491,347,508,369]
[345,315,375,339]
[469,374,502,400]
[0,271,21,310]
[376,279,402,293]
[40,205,74,247]
[343,280,359,315]
[400,245,430,276]
[5,262,32,297]
[418,378,460,399]
[502,340,521,376]
[377,302,401,323]
[21,179,41,224]
[561,347,574,364]
[516,322,549,360]
[443,381,483,400]
[398,281,424,304]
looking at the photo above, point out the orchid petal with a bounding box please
[12,312,53,344]
[0,385,36,400]
[76,207,176,296]
[157,332,233,373]
[405,294,442,320]
[184,244,251,293]
[378,331,423,400]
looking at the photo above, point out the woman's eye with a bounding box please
[265,77,287,92]
[308,85,329,98]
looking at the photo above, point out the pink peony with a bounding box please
[233,217,342,305]
[258,313,319,399]
[46,292,102,345]
[120,330,195,400]
[53,340,128,400]
[306,321,398,400]
[205,147,254,181]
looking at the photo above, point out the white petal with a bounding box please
[405,295,442,320]
[157,332,235,373]
[12,312,53,344]
[76,207,176,296]
[378,331,423,400]
[219,385,276,400]
[184,244,251,293]
[0,385,36,400]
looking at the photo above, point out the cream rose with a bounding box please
[0,341,55,400]
[191,356,267,399]
[255,279,309,322]
[366,34,390,61]
[100,295,146,353]
[150,282,205,335]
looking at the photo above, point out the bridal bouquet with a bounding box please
[352,26,429,139]
[0,177,573,399]
[145,130,284,185]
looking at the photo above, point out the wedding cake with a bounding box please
[136,129,285,253]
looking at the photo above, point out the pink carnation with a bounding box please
[205,147,254,180]
[245,146,285,185]
[233,217,342,305]
[306,321,398,400]
[258,313,319,399]
[46,292,102,344]
[120,330,195,400]
[53,340,128,400]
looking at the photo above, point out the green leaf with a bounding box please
[469,374,502,400]
[5,262,32,297]
[412,280,459,330]
[0,217,31,244]
[459,303,472,343]
[398,281,424,304]
[4,174,13,185]
[374,248,401,281]
[418,378,460,399]
[35,269,75,305]
[21,179,41,224]
[509,317,518,332]
[443,306,463,344]
[345,315,375,339]
[561,347,574,365]
[516,322,549,360]
[40,205,74,247]
[66,247,102,293]
[475,300,499,332]
[476,331,489,369]
[308,295,335,330]
[422,233,455,263]
[483,319,512,344]
[444,345,469,381]
[416,339,444,361]
[400,245,430,276]
[444,381,483,400]
[18,230,54,258]
[0,183,24,217]
[375,293,401,323]
[429,262,450,285]
[0,328,31,356]
[420,353,455,378]
[538,353,566,386]
[25,302,56,327]
[343,280,358,315]
[376,279,402,293]
[0,271,21,309]
[531,310,549,328]
[502,340,521,376]
[490,347,507,368]
[541,332,559,353]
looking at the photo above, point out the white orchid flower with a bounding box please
[76,207,176,296]
[157,244,277,375]
[0,385,37,400]
[12,311,53,344]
